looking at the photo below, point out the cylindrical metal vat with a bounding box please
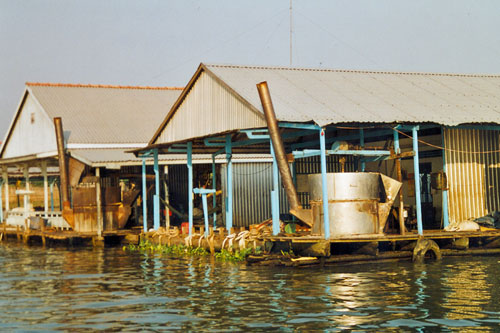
[309,173,382,236]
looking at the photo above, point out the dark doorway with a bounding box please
[419,162,436,228]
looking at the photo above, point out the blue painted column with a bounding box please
[141,157,148,233]
[225,135,233,231]
[270,142,280,235]
[187,142,193,236]
[193,188,216,237]
[441,127,449,228]
[212,155,217,228]
[359,128,365,172]
[412,126,423,235]
[319,128,330,239]
[153,149,160,230]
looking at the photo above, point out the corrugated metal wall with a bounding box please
[444,128,500,222]
[221,163,290,227]
[155,71,267,145]
[167,165,188,212]
[168,157,356,227]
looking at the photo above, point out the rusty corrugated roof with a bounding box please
[204,64,500,126]
[27,83,183,144]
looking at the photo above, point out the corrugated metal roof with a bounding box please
[27,83,183,144]
[203,64,500,126]
[69,148,272,165]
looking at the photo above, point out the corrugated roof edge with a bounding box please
[206,63,500,78]
[26,82,184,90]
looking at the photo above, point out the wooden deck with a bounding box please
[260,229,500,243]
[0,223,141,245]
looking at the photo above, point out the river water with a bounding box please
[1,242,500,332]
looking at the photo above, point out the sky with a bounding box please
[1,0,500,138]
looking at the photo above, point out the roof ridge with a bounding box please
[205,63,500,78]
[26,82,184,90]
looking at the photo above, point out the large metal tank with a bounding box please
[309,172,401,237]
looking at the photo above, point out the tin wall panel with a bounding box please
[221,162,288,227]
[167,164,188,212]
[444,128,500,223]
[295,155,356,174]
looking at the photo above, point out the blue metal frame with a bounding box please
[153,149,160,230]
[278,122,321,130]
[292,149,391,159]
[193,188,216,237]
[292,128,396,150]
[360,128,366,172]
[225,135,233,231]
[441,127,449,228]
[187,142,193,236]
[412,126,423,235]
[319,129,330,239]
[141,157,148,233]
[212,155,217,228]
[270,142,280,235]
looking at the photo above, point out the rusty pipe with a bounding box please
[54,117,70,205]
[257,81,312,226]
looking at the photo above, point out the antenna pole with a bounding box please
[289,0,292,66]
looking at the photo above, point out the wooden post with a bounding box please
[163,165,170,230]
[42,160,48,218]
[23,164,30,213]
[96,167,103,238]
[41,218,46,247]
[2,168,8,214]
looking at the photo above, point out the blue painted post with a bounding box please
[412,126,423,235]
[202,193,209,236]
[359,128,365,172]
[393,129,406,235]
[319,128,330,239]
[441,127,449,228]
[142,157,148,233]
[193,188,216,237]
[187,142,193,236]
[212,155,217,228]
[153,149,160,230]
[270,142,280,235]
[225,135,233,231]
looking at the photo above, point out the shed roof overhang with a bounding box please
[135,121,450,157]
[0,151,59,167]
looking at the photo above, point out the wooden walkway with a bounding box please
[0,223,141,246]
[261,229,500,243]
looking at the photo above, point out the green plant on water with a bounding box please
[123,240,208,257]
[215,247,256,262]
[124,240,261,262]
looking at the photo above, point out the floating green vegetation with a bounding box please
[124,240,262,262]
[123,240,209,256]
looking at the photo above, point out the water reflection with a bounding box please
[1,242,500,331]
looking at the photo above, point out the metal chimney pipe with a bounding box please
[54,117,70,206]
[257,81,312,226]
